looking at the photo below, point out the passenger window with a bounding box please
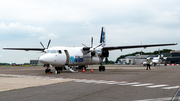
[59,50,62,54]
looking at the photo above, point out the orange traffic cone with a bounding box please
[91,68,93,73]
[83,67,85,73]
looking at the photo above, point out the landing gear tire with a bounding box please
[99,66,105,71]
[102,66,105,71]
[99,66,102,71]
[57,70,60,74]
[45,69,51,74]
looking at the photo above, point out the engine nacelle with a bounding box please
[96,49,109,57]
[102,50,109,57]
[91,51,96,56]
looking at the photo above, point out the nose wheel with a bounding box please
[44,64,52,74]
[45,69,51,73]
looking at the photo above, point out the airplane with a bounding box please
[151,50,162,66]
[151,57,162,66]
[3,27,177,74]
[142,50,162,66]
[143,56,162,66]
[142,49,180,66]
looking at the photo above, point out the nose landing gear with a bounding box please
[44,64,52,74]
[45,68,51,73]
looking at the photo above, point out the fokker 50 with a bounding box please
[3,27,177,74]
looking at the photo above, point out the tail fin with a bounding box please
[158,49,161,58]
[100,27,106,47]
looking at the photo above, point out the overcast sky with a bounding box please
[0,0,179,64]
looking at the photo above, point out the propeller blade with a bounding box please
[47,39,51,49]
[94,43,103,49]
[82,43,88,47]
[91,37,93,48]
[84,51,90,55]
[40,42,45,49]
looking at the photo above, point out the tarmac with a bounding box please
[0,65,154,92]
[0,65,179,101]
[0,75,74,92]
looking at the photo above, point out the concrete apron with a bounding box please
[0,76,74,92]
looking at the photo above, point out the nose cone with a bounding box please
[39,55,48,64]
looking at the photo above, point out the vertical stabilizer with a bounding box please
[158,49,162,58]
[100,27,106,47]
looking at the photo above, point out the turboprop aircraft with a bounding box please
[145,49,167,66]
[142,49,162,66]
[151,49,162,66]
[3,27,177,74]
[143,57,161,66]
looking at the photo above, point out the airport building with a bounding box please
[120,51,180,65]
[124,54,149,65]
[30,60,43,66]
[166,51,180,64]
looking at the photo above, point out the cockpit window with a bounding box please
[58,50,62,54]
[51,50,57,53]
[46,50,50,53]
[46,50,61,54]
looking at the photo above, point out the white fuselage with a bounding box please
[39,46,101,67]
[152,57,161,64]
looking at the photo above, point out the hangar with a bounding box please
[120,51,180,65]
[30,60,42,66]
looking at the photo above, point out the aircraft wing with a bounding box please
[102,43,177,51]
[3,39,51,52]
[3,47,45,51]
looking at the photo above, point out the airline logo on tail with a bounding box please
[100,27,106,47]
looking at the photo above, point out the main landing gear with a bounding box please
[44,64,52,74]
[55,67,63,74]
[99,66,105,71]
[99,58,105,71]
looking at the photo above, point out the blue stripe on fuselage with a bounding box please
[70,56,83,64]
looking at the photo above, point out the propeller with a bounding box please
[83,37,103,61]
[40,39,51,51]
[84,37,94,55]
[82,43,88,47]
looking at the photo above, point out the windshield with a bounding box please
[46,50,62,54]
[50,50,57,53]
[46,50,50,53]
